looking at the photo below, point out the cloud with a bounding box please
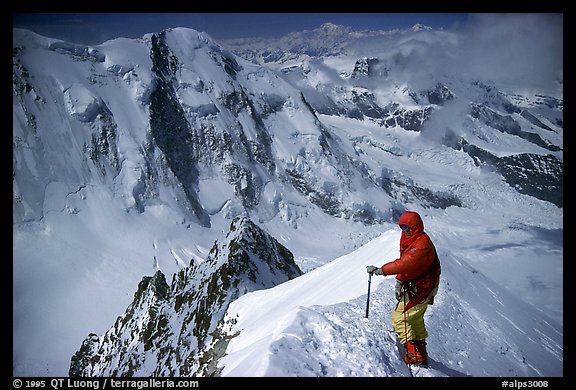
[367,14,563,97]
[455,13,563,95]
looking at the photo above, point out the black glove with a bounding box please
[395,280,404,301]
[366,265,383,276]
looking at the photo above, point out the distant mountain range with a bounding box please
[223,22,563,208]
[13,24,563,229]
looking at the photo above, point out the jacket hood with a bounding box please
[398,211,424,234]
[398,211,425,250]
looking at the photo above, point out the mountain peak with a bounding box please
[68,217,302,376]
[218,216,303,288]
[318,22,353,34]
[411,23,433,32]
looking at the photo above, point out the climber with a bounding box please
[366,211,441,366]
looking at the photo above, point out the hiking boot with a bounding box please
[403,340,428,365]
[415,340,428,365]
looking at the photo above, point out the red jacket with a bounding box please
[381,211,441,312]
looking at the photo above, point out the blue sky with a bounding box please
[12,13,470,45]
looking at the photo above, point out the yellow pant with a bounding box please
[391,286,438,344]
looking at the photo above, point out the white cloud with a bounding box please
[456,13,563,94]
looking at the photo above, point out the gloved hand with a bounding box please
[395,279,404,301]
[366,265,383,276]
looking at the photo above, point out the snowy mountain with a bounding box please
[224,22,563,208]
[69,216,301,376]
[13,20,562,377]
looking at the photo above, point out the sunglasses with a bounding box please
[400,225,412,231]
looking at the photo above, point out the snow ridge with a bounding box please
[69,217,302,376]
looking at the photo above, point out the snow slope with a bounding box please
[218,226,562,377]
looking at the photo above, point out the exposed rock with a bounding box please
[68,216,302,376]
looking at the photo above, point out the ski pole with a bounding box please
[365,272,372,318]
